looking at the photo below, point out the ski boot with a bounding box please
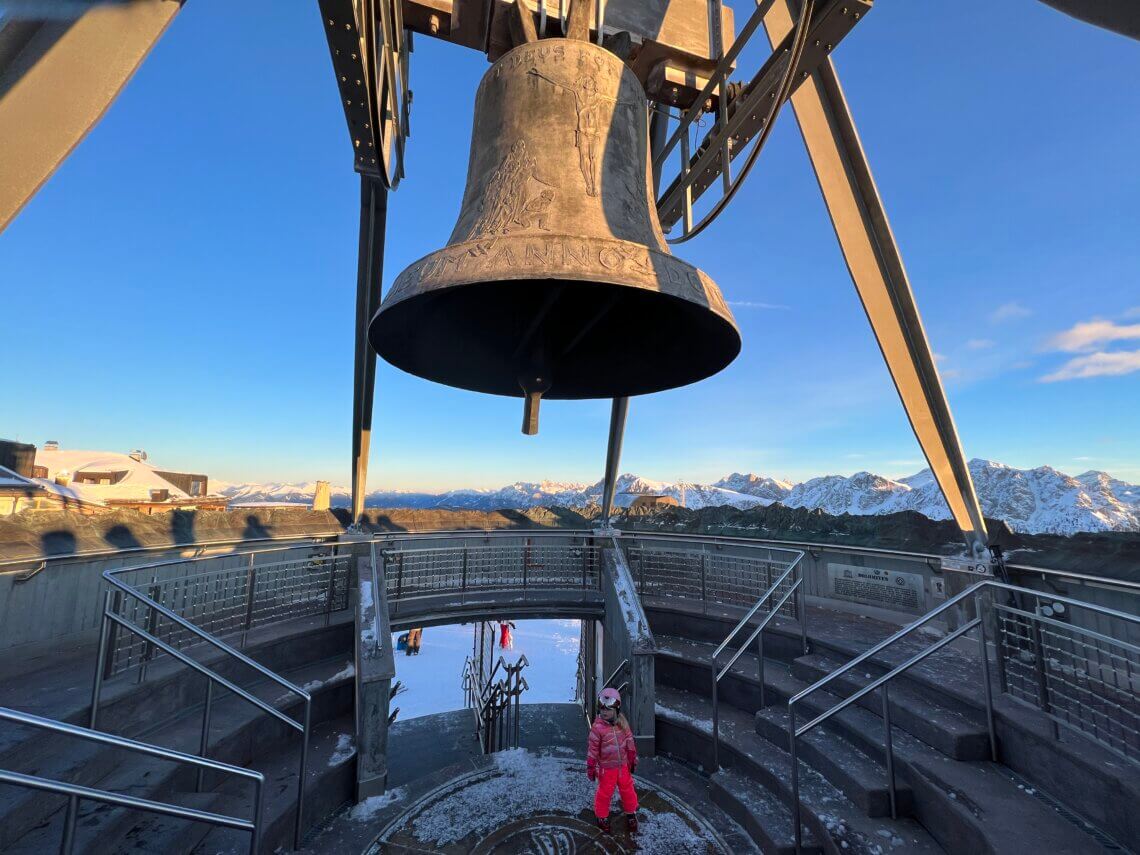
[596,815,612,834]
[626,813,639,834]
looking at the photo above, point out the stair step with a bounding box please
[655,684,943,855]
[656,636,1121,855]
[2,654,355,854]
[192,714,356,854]
[792,653,990,760]
[710,769,822,855]
[754,707,911,818]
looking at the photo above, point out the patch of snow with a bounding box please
[349,787,405,820]
[329,733,355,766]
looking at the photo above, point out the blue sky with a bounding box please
[2,0,1138,490]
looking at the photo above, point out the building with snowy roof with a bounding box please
[29,445,227,514]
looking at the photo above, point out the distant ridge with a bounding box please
[211,459,1140,536]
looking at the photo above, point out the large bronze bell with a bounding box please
[370,38,740,433]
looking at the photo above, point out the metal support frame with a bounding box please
[351,177,389,526]
[599,397,629,527]
[765,0,989,558]
[0,1,181,234]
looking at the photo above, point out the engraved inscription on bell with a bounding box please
[369,39,740,422]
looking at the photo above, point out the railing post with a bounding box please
[798,568,809,655]
[882,683,897,819]
[462,546,469,600]
[197,679,214,791]
[789,704,801,853]
[1029,595,1056,738]
[758,629,766,709]
[242,553,257,647]
[294,699,311,850]
[976,596,998,762]
[138,578,160,684]
[700,551,708,615]
[324,550,338,627]
[710,663,719,771]
[249,776,264,855]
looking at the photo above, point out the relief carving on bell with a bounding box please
[370,37,740,433]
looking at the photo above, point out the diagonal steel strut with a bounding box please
[766,1,990,557]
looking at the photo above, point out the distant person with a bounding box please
[407,627,423,655]
[499,621,515,650]
[586,688,638,835]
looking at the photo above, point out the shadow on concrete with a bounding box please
[103,524,142,551]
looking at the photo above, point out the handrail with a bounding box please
[786,578,1140,852]
[95,549,322,850]
[1,706,263,854]
[709,551,807,770]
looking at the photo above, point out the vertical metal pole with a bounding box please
[351,177,388,528]
[710,664,720,771]
[758,630,766,709]
[294,700,311,850]
[600,397,629,528]
[882,683,897,819]
[90,594,113,729]
[700,551,708,614]
[138,580,160,684]
[976,601,998,762]
[789,705,801,853]
[798,576,809,655]
[197,679,214,791]
[1029,596,1057,738]
[242,553,256,647]
[249,776,264,855]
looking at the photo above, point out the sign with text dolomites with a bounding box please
[827,563,924,612]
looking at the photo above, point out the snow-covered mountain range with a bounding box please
[211,460,1140,536]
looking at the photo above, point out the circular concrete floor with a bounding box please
[367,750,731,853]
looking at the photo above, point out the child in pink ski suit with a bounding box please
[586,688,639,833]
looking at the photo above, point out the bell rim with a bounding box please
[378,234,739,334]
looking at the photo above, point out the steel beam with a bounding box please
[766,1,990,557]
[599,397,629,527]
[0,1,181,235]
[351,177,389,526]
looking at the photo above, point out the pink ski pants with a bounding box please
[594,765,638,818]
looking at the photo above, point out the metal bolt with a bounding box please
[826,43,833,51]
[854,12,861,19]
[842,6,848,14]
[429,14,440,34]
[814,39,820,47]
[801,71,808,79]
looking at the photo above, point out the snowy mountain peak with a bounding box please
[210,460,1140,536]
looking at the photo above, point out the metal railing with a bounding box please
[462,654,530,753]
[379,531,602,603]
[622,534,805,617]
[785,579,1140,852]
[87,542,355,850]
[709,552,806,771]
[103,544,351,678]
[1,706,264,855]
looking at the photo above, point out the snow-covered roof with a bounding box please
[0,464,37,490]
[32,448,199,505]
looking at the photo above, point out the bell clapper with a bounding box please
[519,370,552,435]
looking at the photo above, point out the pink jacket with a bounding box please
[587,716,637,773]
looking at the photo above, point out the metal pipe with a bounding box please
[249,776,264,855]
[599,397,629,527]
[89,593,113,729]
[104,612,303,732]
[882,683,897,819]
[758,629,766,709]
[789,704,801,853]
[197,679,214,792]
[0,769,257,832]
[0,708,264,782]
[294,699,312,850]
[976,595,998,762]
[711,663,720,771]
[795,619,981,736]
[718,581,800,680]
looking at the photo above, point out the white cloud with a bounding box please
[965,338,994,350]
[1045,319,1140,353]
[933,352,948,363]
[1040,350,1140,382]
[1124,307,1140,319]
[989,302,1031,323]
[728,300,790,310]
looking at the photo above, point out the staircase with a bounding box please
[651,626,1131,854]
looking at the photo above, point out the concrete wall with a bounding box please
[0,536,340,655]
